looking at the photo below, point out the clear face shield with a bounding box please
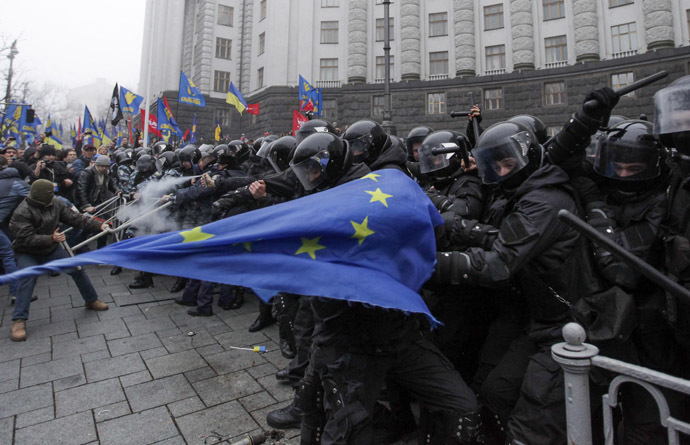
[594,134,660,181]
[419,142,456,174]
[473,131,533,184]
[654,85,690,153]
[291,150,330,190]
[348,134,373,164]
[256,141,273,158]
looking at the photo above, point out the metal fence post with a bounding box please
[551,322,600,445]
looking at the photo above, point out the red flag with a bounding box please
[292,110,308,136]
[247,103,260,115]
[183,128,190,141]
[301,98,315,112]
[140,109,162,137]
[128,118,134,144]
[77,117,82,141]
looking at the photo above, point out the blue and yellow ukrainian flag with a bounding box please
[226,82,248,115]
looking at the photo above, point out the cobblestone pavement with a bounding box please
[0,266,416,444]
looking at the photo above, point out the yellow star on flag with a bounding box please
[180,226,215,243]
[295,236,326,260]
[351,216,375,245]
[243,242,252,252]
[365,188,393,208]
[360,173,381,182]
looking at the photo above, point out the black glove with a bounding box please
[583,87,619,123]
[428,192,454,213]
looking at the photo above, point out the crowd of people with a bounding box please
[1,75,690,444]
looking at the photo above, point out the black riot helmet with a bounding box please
[265,136,297,173]
[212,144,237,168]
[406,126,434,161]
[136,154,155,174]
[294,119,337,145]
[507,115,548,145]
[341,120,390,164]
[473,121,543,189]
[152,141,172,157]
[290,132,350,191]
[198,144,215,158]
[156,151,178,174]
[114,150,134,165]
[228,140,250,163]
[593,120,662,191]
[178,145,201,164]
[134,146,152,160]
[654,75,690,155]
[253,137,265,154]
[418,131,468,180]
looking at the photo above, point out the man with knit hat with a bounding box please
[76,155,118,249]
[9,179,110,341]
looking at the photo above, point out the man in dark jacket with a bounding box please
[9,179,109,342]
[0,158,30,303]
[31,145,75,201]
[71,144,97,178]
[76,155,118,213]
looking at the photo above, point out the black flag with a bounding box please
[110,83,123,126]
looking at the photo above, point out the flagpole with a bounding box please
[143,0,158,148]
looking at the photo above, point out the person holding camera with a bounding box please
[0,146,33,181]
[32,145,74,201]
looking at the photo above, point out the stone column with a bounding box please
[643,0,674,50]
[572,0,600,62]
[454,0,475,76]
[239,0,254,94]
[347,0,367,84]
[400,0,421,81]
[510,0,535,70]
[193,0,215,93]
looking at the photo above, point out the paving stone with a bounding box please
[0,337,51,363]
[21,352,53,367]
[30,295,72,310]
[104,330,131,340]
[53,373,87,392]
[257,374,295,404]
[0,379,18,394]
[184,366,217,384]
[246,362,279,381]
[56,378,125,417]
[27,320,76,339]
[126,317,177,336]
[119,370,152,387]
[84,352,146,382]
[15,411,97,445]
[167,396,205,417]
[50,306,99,323]
[152,436,187,445]
[204,349,268,376]
[160,330,217,354]
[81,349,111,363]
[15,405,54,428]
[239,390,278,412]
[175,401,259,445]
[52,335,107,359]
[140,304,181,319]
[94,401,131,423]
[251,400,298,435]
[107,332,163,356]
[20,356,83,388]
[205,323,232,336]
[52,331,79,343]
[193,370,263,406]
[95,304,142,321]
[27,307,51,322]
[140,346,169,360]
[0,383,52,418]
[77,318,128,338]
[0,416,13,444]
[97,406,178,445]
[144,349,206,379]
[112,292,156,307]
[125,374,196,413]
[0,359,20,381]
[196,343,225,359]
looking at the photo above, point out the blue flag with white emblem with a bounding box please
[0,170,442,322]
[178,71,206,107]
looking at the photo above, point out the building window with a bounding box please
[546,126,562,137]
[320,58,338,81]
[260,0,267,20]
[484,88,503,110]
[429,52,449,76]
[213,70,231,93]
[373,95,385,116]
[376,18,395,41]
[484,4,504,30]
[544,81,566,105]
[218,5,234,26]
[543,0,565,20]
[485,45,505,71]
[687,10,690,41]
[545,35,567,63]
[322,99,337,119]
[215,37,232,60]
[258,32,265,55]
[429,12,448,37]
[321,21,339,44]
[611,22,637,54]
[321,0,338,6]
[257,67,264,88]
[611,72,635,97]
[609,0,633,7]
[427,93,446,115]
[376,56,395,80]
[214,108,230,128]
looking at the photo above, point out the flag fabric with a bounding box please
[44,118,63,150]
[82,106,98,136]
[70,124,77,146]
[157,96,183,140]
[1,102,22,138]
[226,82,248,115]
[140,108,162,138]
[110,84,124,126]
[0,170,443,323]
[20,108,39,143]
[247,103,260,115]
[182,128,189,142]
[178,71,206,107]
[77,117,82,141]
[119,86,144,115]
[299,74,322,117]
[190,113,197,143]
[292,110,309,135]
[214,120,222,142]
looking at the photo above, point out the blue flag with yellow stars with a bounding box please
[0,170,443,322]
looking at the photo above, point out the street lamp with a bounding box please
[381,1,396,136]
[4,40,18,105]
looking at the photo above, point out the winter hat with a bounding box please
[29,179,55,205]
[95,155,111,166]
[39,145,57,158]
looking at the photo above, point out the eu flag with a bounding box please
[0,170,443,322]
[119,86,144,115]
[178,71,206,107]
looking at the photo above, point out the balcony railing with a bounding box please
[315,80,342,89]
[611,49,638,59]
[483,68,506,76]
[428,74,449,81]
[544,60,568,69]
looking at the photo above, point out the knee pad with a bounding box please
[298,377,325,445]
[418,406,483,444]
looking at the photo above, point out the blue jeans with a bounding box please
[0,229,18,296]
[12,247,98,320]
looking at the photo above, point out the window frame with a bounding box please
[544,35,567,64]
[258,32,265,55]
[322,98,337,119]
[544,81,566,106]
[429,12,448,37]
[611,22,638,54]
[372,95,385,116]
[217,4,234,27]
[427,92,447,115]
[257,67,264,89]
[321,0,338,7]
[213,70,232,93]
[543,0,565,20]
[611,72,635,97]
[320,58,339,81]
[484,88,503,110]
[609,0,633,8]
[483,4,504,31]
[320,21,339,44]
[260,0,267,21]
[215,37,232,60]
[485,45,506,71]
[376,18,395,42]
[429,51,449,76]
[214,107,230,128]
[375,55,395,80]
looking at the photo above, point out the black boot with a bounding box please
[279,338,296,359]
[266,401,302,429]
[248,302,275,332]
[220,287,244,310]
[170,277,187,293]
[128,272,154,289]
[110,266,122,275]
[276,367,290,383]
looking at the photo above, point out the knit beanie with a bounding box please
[29,179,55,205]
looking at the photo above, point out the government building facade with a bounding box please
[139,0,690,141]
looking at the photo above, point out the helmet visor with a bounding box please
[419,143,455,174]
[291,150,329,190]
[256,141,272,158]
[349,134,373,163]
[593,135,660,181]
[474,131,532,184]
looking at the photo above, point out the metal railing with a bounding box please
[544,60,568,69]
[552,322,690,445]
[428,74,449,81]
[612,49,638,59]
[315,80,342,89]
[483,68,506,76]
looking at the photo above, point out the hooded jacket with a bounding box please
[76,164,119,211]
[0,168,30,223]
